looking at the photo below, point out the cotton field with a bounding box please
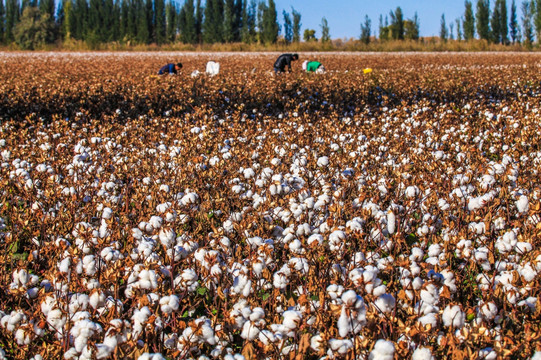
[0,52,540,359]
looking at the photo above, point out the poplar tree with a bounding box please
[0,0,5,43]
[389,7,404,40]
[195,0,202,42]
[261,0,278,44]
[291,7,301,42]
[5,0,20,42]
[464,0,475,39]
[320,16,330,42]
[165,1,176,42]
[179,0,196,43]
[154,0,166,44]
[509,0,519,42]
[522,0,533,45]
[476,0,491,40]
[440,13,448,41]
[360,15,371,44]
[241,0,256,43]
[491,0,502,42]
[203,0,223,43]
[282,9,292,43]
[223,0,235,42]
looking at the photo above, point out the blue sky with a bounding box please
[273,0,510,39]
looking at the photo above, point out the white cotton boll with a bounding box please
[159,229,175,249]
[374,294,395,313]
[386,211,396,235]
[418,313,437,328]
[531,352,541,360]
[480,302,498,321]
[317,156,329,167]
[148,216,163,230]
[240,321,260,341]
[516,195,529,213]
[412,347,435,360]
[442,305,465,328]
[310,334,324,352]
[137,354,165,360]
[58,258,71,273]
[160,295,179,314]
[369,339,395,360]
[282,310,302,330]
[329,339,353,355]
[102,207,113,219]
[405,186,419,198]
[307,234,323,246]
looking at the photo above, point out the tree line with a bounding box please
[1,0,541,49]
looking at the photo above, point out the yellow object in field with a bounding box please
[363,68,373,74]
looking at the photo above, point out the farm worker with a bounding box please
[273,53,299,74]
[206,61,220,76]
[158,62,183,75]
[302,60,326,74]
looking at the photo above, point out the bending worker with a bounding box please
[273,53,299,74]
[158,62,183,75]
[302,60,325,74]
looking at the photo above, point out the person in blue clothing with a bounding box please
[158,63,183,75]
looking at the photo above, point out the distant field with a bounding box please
[0,52,540,359]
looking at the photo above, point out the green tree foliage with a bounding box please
[534,0,541,41]
[195,0,202,42]
[179,0,195,43]
[14,6,55,49]
[203,0,223,43]
[476,0,491,40]
[360,15,371,44]
[389,7,404,40]
[522,0,534,45]
[509,0,520,42]
[320,17,330,42]
[241,0,256,43]
[282,10,292,43]
[0,0,6,43]
[456,17,463,40]
[291,7,301,42]
[491,0,502,42]
[223,0,235,42]
[404,12,420,40]
[491,0,508,43]
[261,0,278,43]
[69,0,87,40]
[154,0,166,44]
[303,28,316,41]
[165,1,176,42]
[39,0,55,19]
[440,13,448,41]
[463,0,475,40]
[5,0,20,42]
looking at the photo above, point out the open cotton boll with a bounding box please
[374,294,396,314]
[159,295,180,314]
[368,339,395,360]
[412,347,435,360]
[442,305,465,328]
[329,339,353,355]
[137,353,166,360]
[282,310,302,331]
[516,195,529,213]
[102,207,113,219]
[159,229,175,249]
[531,351,541,360]
[386,211,396,235]
[317,156,329,168]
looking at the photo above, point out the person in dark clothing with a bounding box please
[273,53,299,74]
[158,63,183,75]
